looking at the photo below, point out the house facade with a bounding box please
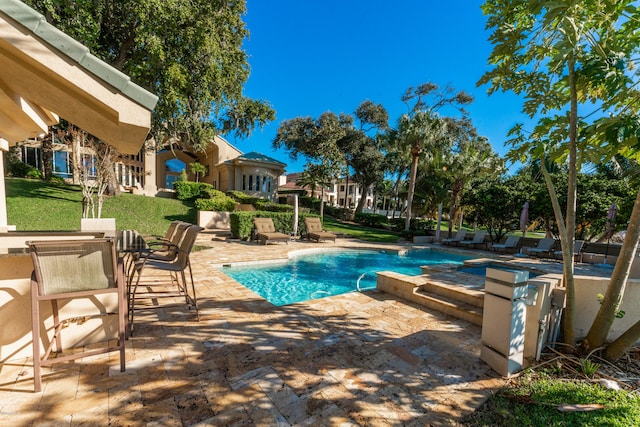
[278,173,373,209]
[10,135,287,200]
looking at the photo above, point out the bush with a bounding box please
[25,168,43,179]
[195,195,236,211]
[354,212,389,228]
[8,160,37,178]
[174,181,215,200]
[324,205,354,221]
[389,217,435,232]
[200,187,225,199]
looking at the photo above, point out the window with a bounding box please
[256,176,261,192]
[340,185,345,192]
[266,176,271,192]
[242,175,246,190]
[249,175,253,191]
[52,151,71,177]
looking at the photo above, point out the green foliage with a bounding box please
[194,195,236,212]
[7,159,39,178]
[226,191,260,205]
[190,162,207,182]
[23,0,275,151]
[173,181,215,200]
[354,213,389,228]
[579,358,600,377]
[324,205,354,221]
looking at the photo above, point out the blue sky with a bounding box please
[231,0,529,173]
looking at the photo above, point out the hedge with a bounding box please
[229,211,320,240]
[174,181,216,200]
[195,194,236,211]
[354,212,389,228]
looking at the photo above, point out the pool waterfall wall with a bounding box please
[376,268,640,371]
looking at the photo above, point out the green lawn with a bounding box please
[462,370,640,426]
[6,178,196,236]
[6,178,399,242]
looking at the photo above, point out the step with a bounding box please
[419,280,484,308]
[413,288,483,326]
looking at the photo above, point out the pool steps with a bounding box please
[414,281,484,326]
[376,270,485,326]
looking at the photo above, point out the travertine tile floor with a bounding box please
[0,234,511,426]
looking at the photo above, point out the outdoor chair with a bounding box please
[490,235,521,254]
[457,231,487,249]
[253,218,290,245]
[442,229,467,246]
[143,221,191,262]
[553,240,585,262]
[526,238,556,258]
[128,224,203,335]
[28,238,126,392]
[304,217,337,243]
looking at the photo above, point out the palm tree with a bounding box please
[443,118,503,236]
[396,111,448,230]
[297,163,337,218]
[393,83,473,231]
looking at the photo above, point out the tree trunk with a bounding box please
[405,150,420,231]
[41,135,53,179]
[541,162,576,346]
[586,185,640,354]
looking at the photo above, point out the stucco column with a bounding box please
[0,140,15,232]
[143,144,157,195]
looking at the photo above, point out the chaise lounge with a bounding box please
[253,217,290,245]
[304,217,337,243]
[490,235,521,254]
[525,238,556,258]
[442,229,467,246]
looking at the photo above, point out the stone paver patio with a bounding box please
[0,233,514,426]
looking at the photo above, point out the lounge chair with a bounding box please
[526,238,556,258]
[553,240,585,262]
[490,235,521,254]
[304,217,337,243]
[442,229,467,246]
[458,231,487,249]
[253,218,290,245]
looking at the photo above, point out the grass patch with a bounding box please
[6,178,196,236]
[322,217,400,243]
[462,371,640,426]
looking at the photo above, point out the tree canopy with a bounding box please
[24,0,275,152]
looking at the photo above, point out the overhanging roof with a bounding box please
[0,0,158,154]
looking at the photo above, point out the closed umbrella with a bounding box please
[603,202,618,265]
[517,202,529,255]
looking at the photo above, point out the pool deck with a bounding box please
[0,233,607,426]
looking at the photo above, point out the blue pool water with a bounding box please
[221,249,472,306]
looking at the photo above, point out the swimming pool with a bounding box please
[457,263,542,278]
[221,249,472,306]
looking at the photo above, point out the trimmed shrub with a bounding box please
[200,187,225,199]
[354,212,388,228]
[195,195,236,211]
[174,181,215,200]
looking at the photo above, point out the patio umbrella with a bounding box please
[603,202,618,265]
[517,201,529,255]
